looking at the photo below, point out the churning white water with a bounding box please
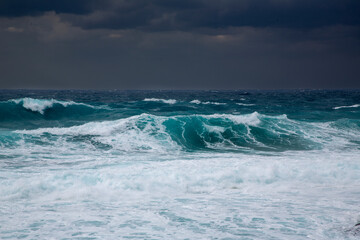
[1,150,359,239]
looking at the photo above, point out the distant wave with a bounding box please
[143,98,177,104]
[8,98,102,114]
[333,104,360,110]
[190,100,226,105]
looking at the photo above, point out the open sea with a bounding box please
[0,89,359,239]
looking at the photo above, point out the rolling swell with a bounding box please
[6,112,359,153]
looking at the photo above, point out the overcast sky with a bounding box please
[0,0,359,89]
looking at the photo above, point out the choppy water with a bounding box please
[0,90,360,239]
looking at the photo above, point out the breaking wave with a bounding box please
[5,112,359,153]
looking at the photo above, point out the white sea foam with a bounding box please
[236,103,255,106]
[15,114,179,153]
[190,99,201,104]
[16,112,265,136]
[16,117,129,136]
[203,123,226,133]
[2,152,359,199]
[9,98,101,114]
[143,98,177,104]
[0,151,359,239]
[333,104,360,110]
[202,112,262,126]
[190,100,226,105]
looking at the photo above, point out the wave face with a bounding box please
[1,90,360,239]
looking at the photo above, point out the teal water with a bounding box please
[0,90,360,239]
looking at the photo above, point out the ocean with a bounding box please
[0,90,359,239]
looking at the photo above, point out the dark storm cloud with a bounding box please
[0,0,103,17]
[187,0,360,29]
[1,0,359,30]
[74,0,360,31]
[0,0,359,90]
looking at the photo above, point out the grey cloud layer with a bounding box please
[0,0,102,17]
[0,0,359,89]
[1,0,360,30]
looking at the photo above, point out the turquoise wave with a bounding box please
[2,112,358,153]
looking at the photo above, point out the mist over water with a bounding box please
[0,90,360,239]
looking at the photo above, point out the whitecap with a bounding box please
[201,112,262,126]
[190,100,201,104]
[143,98,177,104]
[236,103,255,106]
[333,104,360,110]
[190,100,226,105]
